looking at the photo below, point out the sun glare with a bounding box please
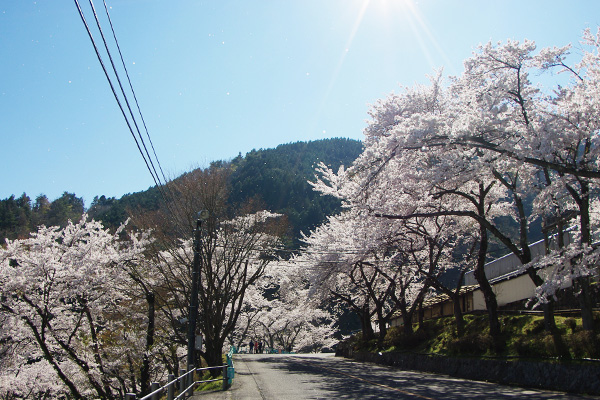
[366,0,454,74]
[314,0,452,130]
[313,0,370,125]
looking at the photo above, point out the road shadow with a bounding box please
[243,354,594,400]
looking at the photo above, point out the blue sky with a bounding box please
[1,1,598,206]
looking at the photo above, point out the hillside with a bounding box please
[228,138,363,245]
[94,138,362,246]
[0,138,363,245]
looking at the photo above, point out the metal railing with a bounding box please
[124,364,230,400]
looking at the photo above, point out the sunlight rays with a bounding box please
[374,0,455,76]
[312,0,455,136]
[396,0,456,75]
[316,0,370,121]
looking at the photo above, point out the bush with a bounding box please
[523,318,545,335]
[564,318,577,334]
[568,331,600,358]
[345,313,600,360]
[512,333,555,358]
[383,326,429,350]
[447,333,493,356]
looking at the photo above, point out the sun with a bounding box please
[363,0,453,74]
[364,0,417,17]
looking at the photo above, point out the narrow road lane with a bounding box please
[193,353,598,400]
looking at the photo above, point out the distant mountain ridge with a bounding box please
[90,138,364,244]
[228,138,362,240]
[0,138,362,242]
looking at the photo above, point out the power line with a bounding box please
[74,0,160,189]
[99,0,169,188]
[74,0,188,227]
[85,0,173,203]
[86,0,185,223]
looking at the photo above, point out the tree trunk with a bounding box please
[473,226,501,341]
[579,184,595,331]
[418,298,424,329]
[376,318,388,347]
[127,353,137,396]
[452,296,465,337]
[578,276,595,331]
[541,300,571,359]
[359,307,375,341]
[570,179,596,331]
[204,337,225,378]
[401,306,414,335]
[524,267,561,335]
[140,292,155,396]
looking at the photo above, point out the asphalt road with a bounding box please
[192,353,599,400]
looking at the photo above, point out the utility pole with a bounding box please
[187,210,209,370]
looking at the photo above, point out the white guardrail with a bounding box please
[125,349,235,400]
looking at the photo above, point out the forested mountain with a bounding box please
[228,138,363,246]
[0,138,363,245]
[0,192,84,240]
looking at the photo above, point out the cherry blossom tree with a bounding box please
[312,33,600,340]
[130,165,287,371]
[0,217,151,399]
[451,33,600,330]
[226,275,272,351]
[115,251,182,396]
[153,209,284,370]
[311,75,513,340]
[299,209,418,344]
[400,215,475,336]
[249,260,336,353]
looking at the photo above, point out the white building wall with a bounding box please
[464,232,573,286]
[472,290,486,311]
[493,274,537,307]
[470,266,574,311]
[465,252,521,286]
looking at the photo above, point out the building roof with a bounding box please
[420,284,479,308]
[391,284,479,319]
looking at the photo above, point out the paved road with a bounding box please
[192,353,598,400]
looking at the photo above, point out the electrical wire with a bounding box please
[74,1,393,275]
[88,0,188,227]
[100,0,169,189]
[74,0,160,189]
[85,0,172,200]
[74,0,188,227]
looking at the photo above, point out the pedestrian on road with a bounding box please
[258,341,263,354]
[254,341,259,354]
[249,339,254,354]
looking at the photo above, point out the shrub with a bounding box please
[523,318,545,335]
[569,331,600,359]
[447,333,493,356]
[383,326,429,350]
[512,333,555,358]
[564,318,577,334]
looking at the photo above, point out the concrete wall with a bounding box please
[472,289,487,311]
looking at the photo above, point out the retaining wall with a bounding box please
[346,351,600,396]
